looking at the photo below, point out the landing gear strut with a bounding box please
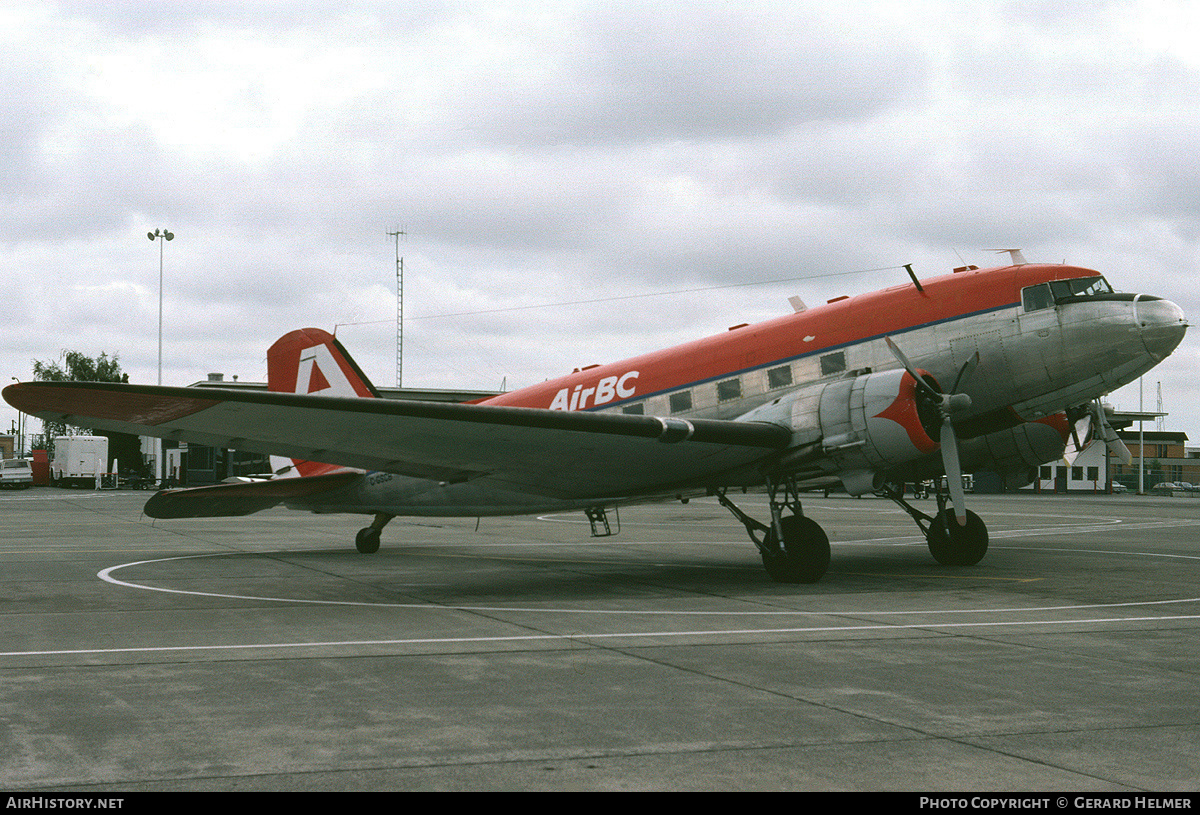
[718,477,830,583]
[355,512,394,554]
[879,482,988,566]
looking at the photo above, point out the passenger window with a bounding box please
[767,365,793,389]
[717,378,742,402]
[669,391,692,413]
[1022,284,1053,312]
[622,404,644,415]
[820,352,846,376]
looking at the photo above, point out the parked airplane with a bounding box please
[4,256,1187,583]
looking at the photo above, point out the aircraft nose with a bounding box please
[1135,296,1188,361]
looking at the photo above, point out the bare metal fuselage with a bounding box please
[295,265,1186,517]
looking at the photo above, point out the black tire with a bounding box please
[355,528,381,554]
[761,514,830,584]
[926,509,988,566]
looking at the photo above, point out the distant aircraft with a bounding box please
[5,257,1187,583]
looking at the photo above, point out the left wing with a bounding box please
[4,382,792,499]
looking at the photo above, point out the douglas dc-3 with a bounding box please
[4,253,1187,583]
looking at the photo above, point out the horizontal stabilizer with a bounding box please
[144,471,361,519]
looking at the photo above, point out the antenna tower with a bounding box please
[387,227,406,388]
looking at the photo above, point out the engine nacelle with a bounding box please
[958,415,1070,489]
[817,368,944,493]
[743,368,943,494]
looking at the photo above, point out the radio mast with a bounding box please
[387,227,406,388]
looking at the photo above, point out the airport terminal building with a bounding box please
[1018,429,1196,494]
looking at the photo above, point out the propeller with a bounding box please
[1089,400,1133,466]
[1064,401,1132,467]
[885,337,977,525]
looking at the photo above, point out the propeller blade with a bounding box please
[950,351,980,394]
[1107,437,1134,467]
[1108,436,1133,467]
[940,419,967,525]
[1091,401,1133,466]
[884,337,941,401]
[1062,418,1084,467]
[1070,414,1088,453]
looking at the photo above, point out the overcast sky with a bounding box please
[3,0,1198,448]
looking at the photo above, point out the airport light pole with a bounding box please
[147,229,174,386]
[10,378,23,458]
[147,228,174,483]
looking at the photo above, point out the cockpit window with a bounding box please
[1049,276,1113,301]
[1022,283,1053,312]
[1022,276,1114,312]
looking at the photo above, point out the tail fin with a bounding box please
[266,328,379,477]
[267,328,380,398]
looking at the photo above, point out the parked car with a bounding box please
[0,458,34,489]
[1151,481,1188,494]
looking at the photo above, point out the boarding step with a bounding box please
[585,506,616,537]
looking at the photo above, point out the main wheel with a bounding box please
[761,514,830,584]
[355,527,381,554]
[926,509,988,566]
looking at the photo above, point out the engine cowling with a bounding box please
[745,367,946,494]
[818,368,947,493]
[820,367,940,460]
[958,414,1070,489]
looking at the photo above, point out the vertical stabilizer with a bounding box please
[268,328,380,398]
[266,328,379,476]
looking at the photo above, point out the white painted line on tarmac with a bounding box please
[4,613,1200,659]
[95,551,1200,616]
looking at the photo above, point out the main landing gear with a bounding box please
[718,477,830,584]
[879,482,989,566]
[355,512,395,554]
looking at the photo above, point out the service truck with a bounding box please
[51,436,109,488]
[0,459,34,489]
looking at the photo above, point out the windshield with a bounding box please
[1022,276,1114,312]
[1050,276,1112,300]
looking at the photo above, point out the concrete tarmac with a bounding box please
[1,488,1197,791]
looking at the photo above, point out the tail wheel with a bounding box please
[926,509,988,566]
[762,514,830,584]
[355,527,381,554]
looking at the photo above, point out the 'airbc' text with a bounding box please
[548,370,639,411]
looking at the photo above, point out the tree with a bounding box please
[31,351,140,473]
[33,351,129,386]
